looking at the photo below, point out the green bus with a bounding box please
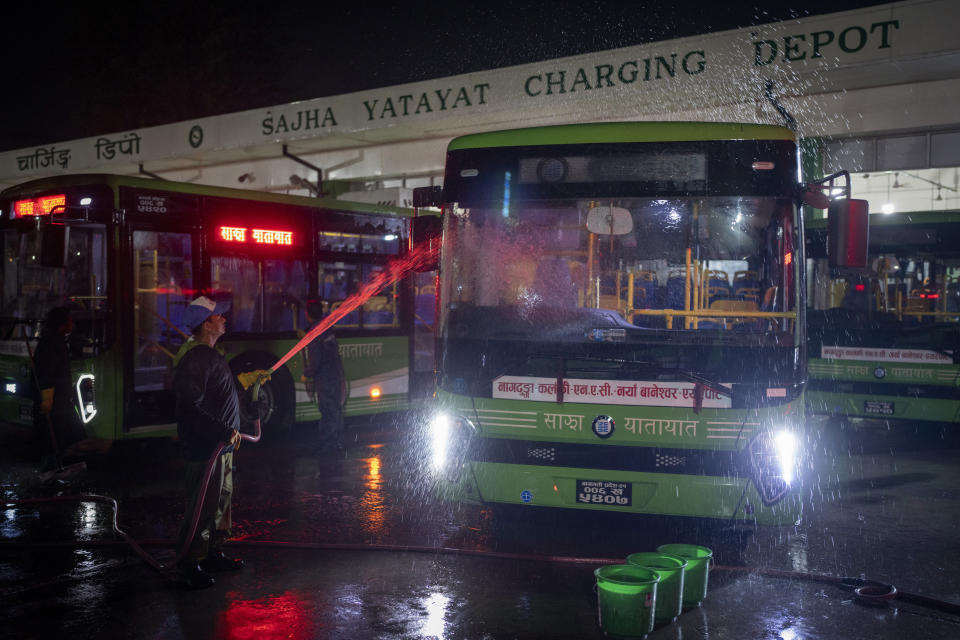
[0,174,436,441]
[418,121,862,525]
[806,210,960,433]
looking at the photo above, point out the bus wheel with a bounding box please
[230,354,295,440]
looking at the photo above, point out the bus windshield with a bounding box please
[0,224,107,350]
[441,195,797,348]
[808,252,960,352]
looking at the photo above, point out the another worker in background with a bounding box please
[173,296,244,590]
[303,299,347,456]
[33,306,87,477]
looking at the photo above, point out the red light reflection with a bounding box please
[218,591,314,640]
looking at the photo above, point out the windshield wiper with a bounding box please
[673,370,733,398]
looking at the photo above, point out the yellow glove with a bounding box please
[39,388,54,415]
[237,369,271,390]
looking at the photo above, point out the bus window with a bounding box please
[318,262,400,329]
[263,259,308,332]
[317,216,403,255]
[1,225,107,349]
[212,256,308,333]
[319,263,358,326]
[133,230,193,392]
[362,264,399,327]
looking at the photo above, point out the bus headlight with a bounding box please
[773,430,798,485]
[429,412,474,481]
[747,429,799,505]
[76,374,97,424]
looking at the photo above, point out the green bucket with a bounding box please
[626,552,687,625]
[594,564,660,639]
[656,544,713,609]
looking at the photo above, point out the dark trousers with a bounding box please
[177,451,233,564]
[317,396,345,451]
[35,408,86,469]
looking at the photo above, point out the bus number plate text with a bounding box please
[864,401,894,415]
[576,480,632,506]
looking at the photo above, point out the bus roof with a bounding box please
[0,173,415,217]
[447,122,796,151]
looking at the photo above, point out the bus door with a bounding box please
[127,223,199,431]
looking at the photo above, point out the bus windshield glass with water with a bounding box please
[0,175,436,441]
[425,122,860,525]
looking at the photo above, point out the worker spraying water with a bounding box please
[173,296,248,589]
[174,244,438,588]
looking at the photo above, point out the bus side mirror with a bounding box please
[827,198,869,269]
[40,224,67,268]
[411,215,442,272]
[413,186,443,208]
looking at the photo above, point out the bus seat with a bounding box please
[363,295,388,311]
[711,299,759,330]
[633,270,658,308]
[666,276,686,309]
[736,287,761,302]
[636,270,657,282]
[707,285,730,301]
[419,284,436,296]
[598,294,623,313]
[733,270,759,292]
[707,269,730,289]
[632,287,647,308]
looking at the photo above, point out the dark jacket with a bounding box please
[34,333,75,416]
[173,343,240,461]
[303,321,346,404]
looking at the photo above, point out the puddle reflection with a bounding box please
[359,448,387,538]
[420,591,450,639]
[218,591,313,640]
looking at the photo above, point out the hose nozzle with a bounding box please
[237,369,272,391]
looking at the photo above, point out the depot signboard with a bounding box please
[1,0,956,184]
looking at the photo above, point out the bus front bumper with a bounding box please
[435,461,801,526]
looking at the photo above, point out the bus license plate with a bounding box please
[576,480,632,506]
[864,400,894,415]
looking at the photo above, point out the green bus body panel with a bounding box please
[434,390,803,525]
[447,122,796,151]
[808,358,960,423]
[439,462,797,526]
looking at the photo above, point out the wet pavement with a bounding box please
[2,417,960,639]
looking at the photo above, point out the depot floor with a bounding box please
[2,420,959,640]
